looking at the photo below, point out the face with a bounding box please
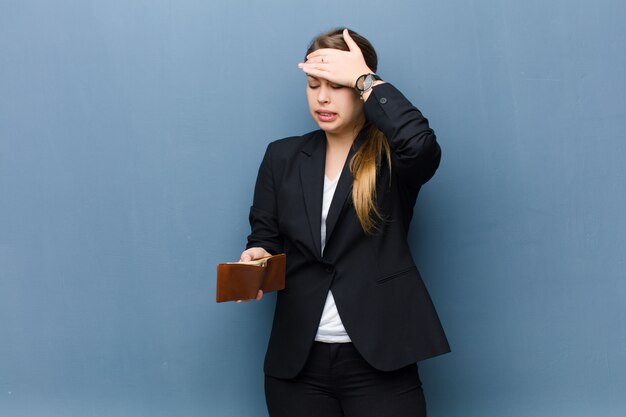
[306,75,365,138]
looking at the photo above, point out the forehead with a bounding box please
[306,75,333,83]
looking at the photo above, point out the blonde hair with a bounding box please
[306,28,391,234]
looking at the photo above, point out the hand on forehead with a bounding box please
[298,29,373,89]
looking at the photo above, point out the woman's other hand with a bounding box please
[236,247,270,302]
[298,29,373,88]
[240,247,271,262]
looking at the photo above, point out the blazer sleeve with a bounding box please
[246,142,284,254]
[363,82,441,187]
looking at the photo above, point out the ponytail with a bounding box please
[350,123,391,234]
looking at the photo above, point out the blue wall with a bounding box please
[1,0,625,416]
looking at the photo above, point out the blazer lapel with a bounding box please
[324,129,368,246]
[299,131,326,258]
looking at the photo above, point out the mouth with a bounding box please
[315,110,337,123]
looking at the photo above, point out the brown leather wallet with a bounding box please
[215,254,286,303]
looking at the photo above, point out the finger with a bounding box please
[300,56,325,65]
[299,62,331,72]
[298,63,320,74]
[256,290,264,301]
[299,61,325,70]
[240,253,251,262]
[306,48,340,60]
[298,66,332,81]
[342,28,359,52]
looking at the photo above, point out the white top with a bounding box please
[314,175,351,343]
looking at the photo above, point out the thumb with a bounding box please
[343,28,359,52]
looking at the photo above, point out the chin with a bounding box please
[319,124,340,134]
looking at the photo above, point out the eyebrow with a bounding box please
[307,76,320,82]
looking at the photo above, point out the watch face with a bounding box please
[363,74,374,90]
[356,74,376,92]
[356,74,365,91]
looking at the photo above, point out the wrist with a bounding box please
[360,83,381,102]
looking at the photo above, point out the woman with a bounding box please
[240,28,450,417]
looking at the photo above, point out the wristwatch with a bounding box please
[354,73,382,95]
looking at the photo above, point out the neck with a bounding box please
[323,120,365,180]
[324,118,365,150]
[325,132,355,152]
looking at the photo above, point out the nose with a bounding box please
[317,84,330,104]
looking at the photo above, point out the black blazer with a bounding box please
[247,83,450,379]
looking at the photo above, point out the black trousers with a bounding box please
[265,342,426,417]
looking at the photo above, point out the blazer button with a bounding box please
[379,97,388,104]
[325,265,334,274]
